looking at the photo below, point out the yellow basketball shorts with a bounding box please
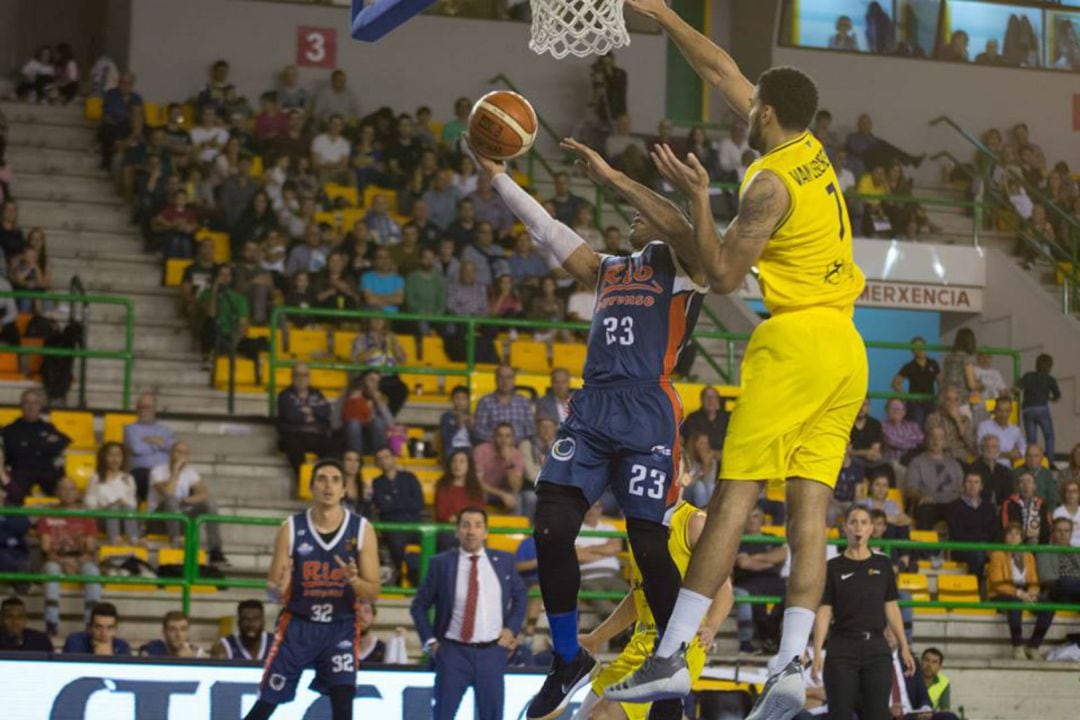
[721,306,867,487]
[591,633,707,720]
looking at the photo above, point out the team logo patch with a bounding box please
[337,639,353,649]
[551,438,576,461]
[868,568,881,576]
[651,444,672,458]
[297,529,306,536]
[296,542,315,556]
[268,674,287,691]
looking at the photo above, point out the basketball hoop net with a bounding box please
[529,0,630,59]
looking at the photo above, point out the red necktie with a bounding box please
[460,555,480,642]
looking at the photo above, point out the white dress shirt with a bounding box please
[976,419,1026,466]
[445,548,503,643]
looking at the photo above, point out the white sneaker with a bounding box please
[603,645,691,702]
[745,656,806,720]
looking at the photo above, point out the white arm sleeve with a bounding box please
[492,174,586,267]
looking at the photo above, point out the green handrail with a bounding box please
[5,507,1080,618]
[0,290,136,409]
[266,307,1022,412]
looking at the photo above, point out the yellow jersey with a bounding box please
[740,130,865,315]
[629,501,698,636]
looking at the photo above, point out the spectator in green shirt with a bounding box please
[198,264,249,362]
[440,97,471,148]
[405,247,446,339]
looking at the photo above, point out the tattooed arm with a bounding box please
[653,144,789,294]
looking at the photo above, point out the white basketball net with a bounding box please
[529,0,630,59]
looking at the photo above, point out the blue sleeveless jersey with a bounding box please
[284,509,367,624]
[584,242,706,385]
[220,631,273,661]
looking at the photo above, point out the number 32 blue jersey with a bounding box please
[284,509,367,624]
[584,241,706,385]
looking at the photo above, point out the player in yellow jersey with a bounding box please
[572,500,733,720]
[608,3,868,719]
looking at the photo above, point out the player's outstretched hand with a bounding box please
[560,137,618,186]
[651,144,711,197]
[625,0,670,20]
[334,555,360,583]
[463,133,507,178]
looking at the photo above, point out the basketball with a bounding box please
[467,90,538,161]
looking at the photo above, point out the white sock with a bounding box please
[572,691,600,720]
[768,607,816,675]
[655,588,712,658]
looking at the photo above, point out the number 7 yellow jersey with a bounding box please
[740,131,865,316]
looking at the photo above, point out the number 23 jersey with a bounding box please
[285,508,367,623]
[585,241,706,386]
[740,130,865,316]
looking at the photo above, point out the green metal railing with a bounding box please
[4,506,1080,618]
[931,114,1080,313]
[0,290,136,409]
[265,306,1021,409]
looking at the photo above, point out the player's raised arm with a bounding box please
[627,0,754,120]
[652,144,789,294]
[466,136,602,289]
[560,137,706,287]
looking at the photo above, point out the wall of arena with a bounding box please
[123,0,668,145]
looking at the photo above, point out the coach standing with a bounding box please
[811,505,914,720]
[410,507,527,720]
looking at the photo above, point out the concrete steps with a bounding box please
[13,171,125,205]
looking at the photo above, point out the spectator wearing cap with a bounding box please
[1,597,51,652]
[276,363,336,478]
[680,387,730,455]
[474,364,535,443]
[2,388,70,503]
[63,602,132,655]
[125,391,174,501]
[39,478,102,637]
[140,611,205,657]
[149,441,227,565]
[310,69,360,125]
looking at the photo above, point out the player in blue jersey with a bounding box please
[470,136,708,720]
[243,458,381,720]
[212,600,274,662]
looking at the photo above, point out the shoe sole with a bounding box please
[526,661,601,720]
[744,671,805,720]
[602,666,691,703]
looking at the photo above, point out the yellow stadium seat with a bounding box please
[509,340,550,375]
[247,326,270,340]
[887,488,903,505]
[65,452,96,492]
[214,357,258,388]
[159,547,216,592]
[395,335,418,366]
[340,208,366,232]
[938,574,978,594]
[421,336,464,370]
[310,368,347,391]
[400,373,442,397]
[909,530,939,545]
[551,343,587,377]
[51,411,95,450]
[24,496,59,508]
[0,406,22,427]
[297,463,314,500]
[489,515,530,529]
[897,573,928,593]
[916,560,964,572]
[85,97,103,122]
[196,229,231,263]
[488,532,526,554]
[761,525,787,538]
[514,373,551,398]
[334,331,359,360]
[415,469,442,505]
[286,328,329,359]
[143,101,164,127]
[164,259,193,287]
[104,413,137,445]
[363,186,398,212]
[324,183,360,207]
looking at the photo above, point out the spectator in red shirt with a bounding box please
[254,92,290,144]
[150,189,200,259]
[473,422,529,516]
[39,477,102,637]
[434,449,485,549]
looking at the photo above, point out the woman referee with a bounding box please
[811,505,914,720]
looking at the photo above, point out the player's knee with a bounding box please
[534,484,589,551]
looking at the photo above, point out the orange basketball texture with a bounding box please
[468,91,538,160]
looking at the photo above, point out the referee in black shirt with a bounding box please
[811,505,914,720]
